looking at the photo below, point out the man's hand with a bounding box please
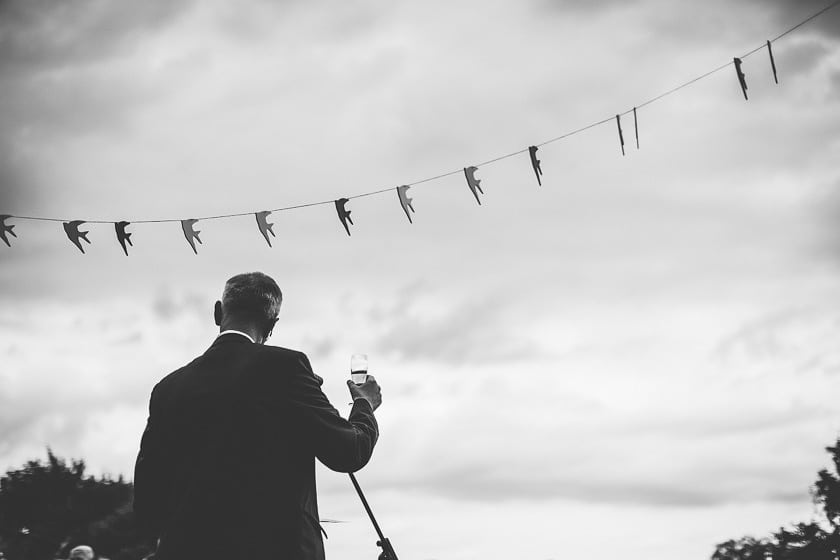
[347,375,382,411]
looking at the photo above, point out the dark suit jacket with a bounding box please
[133,333,378,560]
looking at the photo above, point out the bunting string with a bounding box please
[2,0,838,254]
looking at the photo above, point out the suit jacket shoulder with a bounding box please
[250,344,324,386]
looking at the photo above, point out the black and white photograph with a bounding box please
[1,1,840,559]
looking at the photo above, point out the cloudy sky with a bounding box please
[1,0,840,558]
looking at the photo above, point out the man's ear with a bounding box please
[264,316,279,341]
[213,301,223,327]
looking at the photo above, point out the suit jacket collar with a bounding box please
[211,331,255,348]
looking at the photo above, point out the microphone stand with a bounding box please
[349,473,399,560]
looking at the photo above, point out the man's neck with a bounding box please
[219,325,262,344]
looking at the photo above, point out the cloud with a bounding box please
[0,0,195,74]
[715,306,840,377]
[537,0,640,14]
[384,465,808,507]
[0,141,38,215]
[301,335,338,360]
[811,178,840,267]
[371,295,542,365]
[152,289,208,321]
[0,0,201,228]
[210,0,390,46]
[347,302,840,510]
[0,0,208,170]
[761,0,840,39]
[366,407,824,508]
[772,38,834,81]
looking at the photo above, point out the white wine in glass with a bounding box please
[350,354,368,384]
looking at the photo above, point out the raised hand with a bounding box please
[347,375,382,411]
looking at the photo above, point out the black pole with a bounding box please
[349,473,399,560]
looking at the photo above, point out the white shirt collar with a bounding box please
[217,329,255,344]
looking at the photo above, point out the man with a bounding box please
[134,272,381,559]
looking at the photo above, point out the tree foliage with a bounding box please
[712,437,840,560]
[0,449,153,560]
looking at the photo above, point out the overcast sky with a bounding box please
[1,1,840,559]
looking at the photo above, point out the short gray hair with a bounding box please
[221,272,282,322]
[69,547,94,560]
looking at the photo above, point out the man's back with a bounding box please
[134,333,379,560]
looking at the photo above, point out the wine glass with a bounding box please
[350,354,369,384]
